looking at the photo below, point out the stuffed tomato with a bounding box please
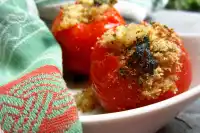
[52,0,125,75]
[90,22,192,112]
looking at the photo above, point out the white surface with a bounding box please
[153,10,200,34]
[69,34,200,133]
[115,1,149,23]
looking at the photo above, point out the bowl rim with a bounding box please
[80,33,200,123]
[80,85,200,123]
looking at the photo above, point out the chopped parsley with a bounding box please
[119,68,126,76]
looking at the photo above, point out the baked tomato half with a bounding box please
[52,0,125,75]
[91,23,192,112]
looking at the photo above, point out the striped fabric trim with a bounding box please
[0,65,79,133]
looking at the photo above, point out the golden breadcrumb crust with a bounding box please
[100,22,182,99]
[57,0,117,30]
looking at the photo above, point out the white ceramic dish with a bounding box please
[69,34,200,133]
[42,1,200,132]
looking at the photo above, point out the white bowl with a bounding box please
[42,2,200,132]
[71,34,200,133]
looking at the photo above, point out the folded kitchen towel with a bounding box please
[0,0,168,133]
[0,0,81,132]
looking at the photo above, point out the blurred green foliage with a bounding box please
[166,0,200,11]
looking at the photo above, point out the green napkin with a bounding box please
[0,0,82,132]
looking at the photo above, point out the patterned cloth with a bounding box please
[0,0,168,133]
[0,0,81,132]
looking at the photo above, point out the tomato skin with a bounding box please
[90,42,192,112]
[52,7,125,75]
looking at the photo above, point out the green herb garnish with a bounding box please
[131,36,158,74]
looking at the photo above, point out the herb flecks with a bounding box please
[120,36,158,77]
[119,68,126,76]
[94,0,117,6]
[133,36,158,74]
[110,23,182,99]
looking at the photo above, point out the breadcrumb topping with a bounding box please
[75,87,99,112]
[77,0,117,6]
[57,0,116,30]
[99,24,150,49]
[100,22,182,99]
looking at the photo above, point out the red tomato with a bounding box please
[52,6,125,75]
[90,36,192,112]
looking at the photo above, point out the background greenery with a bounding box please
[166,0,200,11]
